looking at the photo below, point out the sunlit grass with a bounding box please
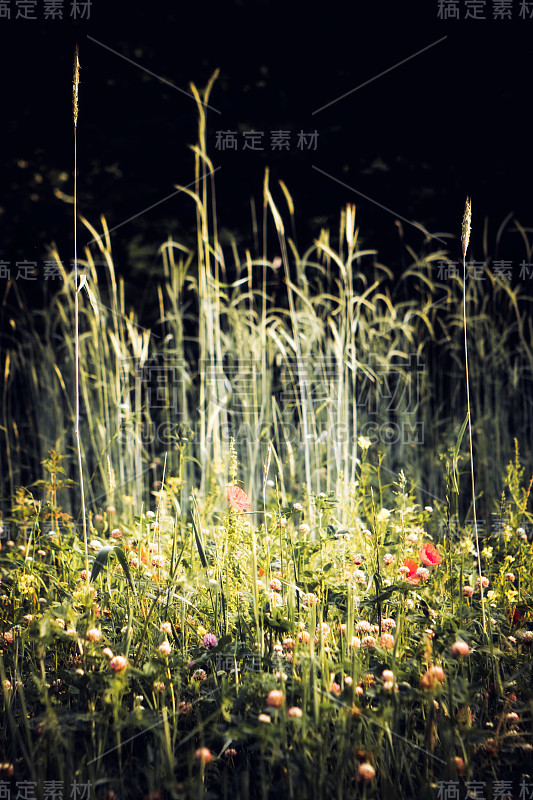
[1,446,533,798]
[1,72,533,799]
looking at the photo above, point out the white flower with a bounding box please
[376,508,391,523]
[358,436,372,450]
[268,592,283,608]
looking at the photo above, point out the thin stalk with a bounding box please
[73,47,89,581]
[462,197,486,633]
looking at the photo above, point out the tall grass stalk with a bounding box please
[73,46,89,580]
[4,72,533,534]
[461,197,485,633]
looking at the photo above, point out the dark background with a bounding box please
[1,0,532,306]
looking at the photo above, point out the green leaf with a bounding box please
[452,415,469,493]
[191,494,208,569]
[455,414,468,455]
[360,585,398,606]
[114,546,136,593]
[90,546,136,593]
[90,546,114,583]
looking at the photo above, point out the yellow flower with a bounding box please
[18,574,39,595]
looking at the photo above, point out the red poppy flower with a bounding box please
[509,608,524,626]
[419,543,443,566]
[403,558,421,584]
[228,485,251,513]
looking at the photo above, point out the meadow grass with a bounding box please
[1,73,533,799]
[1,444,533,799]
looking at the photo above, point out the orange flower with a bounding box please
[403,558,421,584]
[420,664,445,690]
[228,485,251,513]
[419,543,443,566]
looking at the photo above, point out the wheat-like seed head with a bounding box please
[264,442,272,486]
[107,455,116,495]
[73,46,80,127]
[461,196,471,259]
